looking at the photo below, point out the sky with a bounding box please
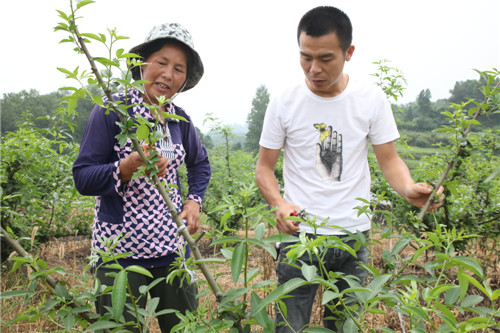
[1,0,499,131]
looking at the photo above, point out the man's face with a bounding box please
[299,31,354,97]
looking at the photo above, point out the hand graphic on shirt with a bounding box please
[316,126,342,182]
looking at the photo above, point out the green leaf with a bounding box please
[460,295,483,307]
[221,287,250,305]
[250,292,274,331]
[244,237,277,259]
[254,222,266,241]
[125,265,153,278]
[76,0,95,10]
[365,275,391,299]
[37,258,48,270]
[55,283,68,299]
[63,313,76,331]
[342,317,358,333]
[444,286,461,305]
[231,243,244,284]
[92,95,104,107]
[321,290,341,305]
[57,67,73,76]
[0,290,34,298]
[84,320,122,332]
[460,273,488,295]
[146,297,160,315]
[301,264,317,282]
[263,234,299,244]
[435,304,458,329]
[80,32,102,42]
[11,257,30,272]
[211,236,241,246]
[40,299,60,313]
[450,256,483,277]
[136,124,150,141]
[492,288,500,301]
[400,305,428,321]
[194,258,227,264]
[112,270,127,320]
[162,113,188,122]
[251,277,307,316]
[303,327,334,332]
[430,284,455,299]
[390,237,411,256]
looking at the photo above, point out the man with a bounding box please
[255,6,443,332]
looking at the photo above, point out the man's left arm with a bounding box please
[373,142,444,212]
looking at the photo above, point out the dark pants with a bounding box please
[95,265,198,333]
[274,232,369,332]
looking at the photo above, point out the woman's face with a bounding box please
[141,42,188,104]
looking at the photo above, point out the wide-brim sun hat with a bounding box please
[129,23,204,92]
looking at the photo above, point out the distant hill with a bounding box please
[205,123,248,146]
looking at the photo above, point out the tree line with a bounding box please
[2,75,498,154]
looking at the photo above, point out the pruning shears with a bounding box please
[274,209,307,260]
[290,209,307,226]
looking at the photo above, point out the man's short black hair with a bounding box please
[297,6,353,53]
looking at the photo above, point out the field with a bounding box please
[1,225,499,332]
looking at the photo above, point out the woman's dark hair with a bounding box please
[297,6,352,53]
[131,38,194,82]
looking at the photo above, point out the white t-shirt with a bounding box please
[259,77,399,235]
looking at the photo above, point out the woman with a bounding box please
[73,23,210,332]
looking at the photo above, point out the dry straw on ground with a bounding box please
[1,227,499,332]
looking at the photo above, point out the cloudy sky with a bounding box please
[1,0,499,131]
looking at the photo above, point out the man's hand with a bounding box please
[316,127,342,182]
[179,200,200,234]
[275,201,301,235]
[404,182,445,212]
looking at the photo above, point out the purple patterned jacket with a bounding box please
[73,88,211,268]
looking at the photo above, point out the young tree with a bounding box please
[245,84,270,153]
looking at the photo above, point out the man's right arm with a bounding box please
[255,146,300,234]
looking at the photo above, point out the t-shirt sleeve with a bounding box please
[368,90,400,145]
[259,97,285,150]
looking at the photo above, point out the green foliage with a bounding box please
[245,84,270,153]
[0,112,92,259]
[2,1,499,332]
[372,59,407,103]
[370,68,500,249]
[0,90,65,136]
[202,146,261,233]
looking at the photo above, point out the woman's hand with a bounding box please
[179,200,200,234]
[119,144,169,182]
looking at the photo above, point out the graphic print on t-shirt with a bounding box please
[314,123,343,182]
